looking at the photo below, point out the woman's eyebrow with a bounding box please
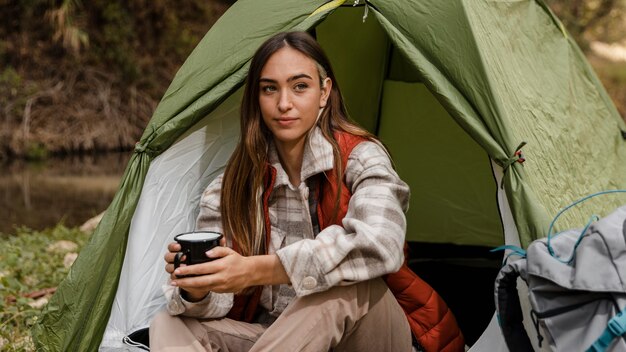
[259,74,313,84]
[287,74,313,82]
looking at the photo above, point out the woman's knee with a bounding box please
[150,310,178,333]
[302,278,385,302]
[284,278,389,325]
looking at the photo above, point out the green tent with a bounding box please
[33,0,626,350]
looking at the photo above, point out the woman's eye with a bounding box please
[261,86,276,93]
[294,83,308,91]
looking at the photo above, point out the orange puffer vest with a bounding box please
[227,131,464,352]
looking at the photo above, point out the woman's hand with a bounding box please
[164,239,291,299]
[171,247,255,294]
[164,237,230,301]
[163,236,226,277]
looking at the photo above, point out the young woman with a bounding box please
[150,31,461,352]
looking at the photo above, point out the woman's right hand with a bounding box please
[164,241,211,301]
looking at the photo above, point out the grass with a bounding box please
[0,225,90,351]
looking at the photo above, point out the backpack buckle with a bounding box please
[607,311,626,337]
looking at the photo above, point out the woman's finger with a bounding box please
[172,250,251,293]
[167,242,181,253]
[173,270,224,291]
[171,246,232,275]
[174,260,220,278]
[206,246,234,260]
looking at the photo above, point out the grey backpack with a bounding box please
[495,204,626,352]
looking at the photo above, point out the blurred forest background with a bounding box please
[0,0,235,160]
[0,0,625,160]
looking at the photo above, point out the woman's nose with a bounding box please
[277,91,293,112]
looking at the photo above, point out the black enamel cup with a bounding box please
[173,231,223,272]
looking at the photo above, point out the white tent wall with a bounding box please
[469,315,509,352]
[468,162,547,352]
[100,91,242,349]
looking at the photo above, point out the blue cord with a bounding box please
[546,189,626,263]
[491,245,527,266]
[548,215,598,264]
[491,245,527,257]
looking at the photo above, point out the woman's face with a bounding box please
[258,46,331,149]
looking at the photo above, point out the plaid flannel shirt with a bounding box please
[165,127,410,320]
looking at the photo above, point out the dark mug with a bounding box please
[173,231,223,275]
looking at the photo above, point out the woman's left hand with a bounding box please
[171,247,253,294]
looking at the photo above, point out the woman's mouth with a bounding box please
[275,117,298,126]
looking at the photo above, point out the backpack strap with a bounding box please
[494,260,535,352]
[587,308,626,352]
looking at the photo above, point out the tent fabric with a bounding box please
[32,0,626,350]
[370,0,626,245]
[463,1,626,243]
[100,91,242,348]
[316,5,389,133]
[315,7,503,245]
[466,163,526,352]
[378,80,502,246]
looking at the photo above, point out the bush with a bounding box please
[0,0,227,159]
[0,225,90,351]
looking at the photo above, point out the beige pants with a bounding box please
[150,278,412,352]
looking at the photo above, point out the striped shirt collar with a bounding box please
[268,126,334,188]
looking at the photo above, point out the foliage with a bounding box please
[24,143,49,161]
[0,0,229,159]
[546,0,626,49]
[0,225,90,351]
[0,0,216,76]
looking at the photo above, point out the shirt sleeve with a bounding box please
[275,141,410,296]
[164,173,234,318]
[164,285,234,318]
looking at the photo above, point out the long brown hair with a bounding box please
[221,31,376,257]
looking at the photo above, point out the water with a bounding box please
[0,152,131,234]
